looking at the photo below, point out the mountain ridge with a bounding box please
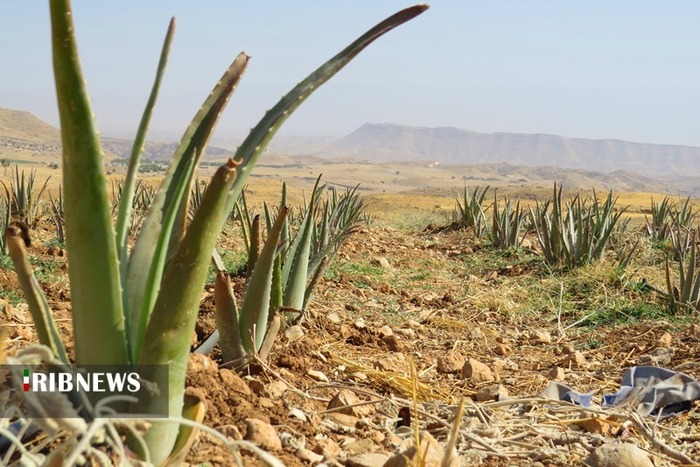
[313,123,700,178]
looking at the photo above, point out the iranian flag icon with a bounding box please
[23,369,29,392]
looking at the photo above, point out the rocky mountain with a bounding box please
[317,123,700,178]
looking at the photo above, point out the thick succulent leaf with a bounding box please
[214,271,244,363]
[50,0,128,365]
[136,159,239,464]
[239,208,289,352]
[5,226,68,364]
[126,53,249,361]
[116,18,175,281]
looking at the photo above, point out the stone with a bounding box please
[188,353,218,376]
[313,438,342,459]
[264,380,288,399]
[285,325,305,342]
[375,353,407,373]
[307,369,330,383]
[327,412,360,429]
[380,335,404,352]
[345,438,376,455]
[568,351,586,368]
[548,366,566,381]
[657,332,673,347]
[295,447,324,464]
[476,384,509,402]
[372,257,391,268]
[378,325,393,337]
[493,344,512,356]
[244,418,281,452]
[461,358,495,383]
[327,312,343,324]
[584,442,653,467]
[437,352,466,374]
[327,389,375,418]
[530,330,552,344]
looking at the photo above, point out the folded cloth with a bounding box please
[539,366,700,417]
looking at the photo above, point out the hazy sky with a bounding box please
[3,1,700,146]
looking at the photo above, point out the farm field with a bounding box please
[1,166,699,466]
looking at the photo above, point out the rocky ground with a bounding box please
[1,221,699,466]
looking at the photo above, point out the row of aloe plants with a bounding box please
[196,178,369,366]
[454,183,629,265]
[4,1,427,464]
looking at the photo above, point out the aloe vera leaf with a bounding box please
[5,226,68,364]
[50,0,128,365]
[163,390,206,466]
[116,19,175,281]
[214,271,244,363]
[126,53,249,361]
[304,256,328,308]
[239,208,289,352]
[136,159,239,464]
[258,314,281,363]
[224,5,429,213]
[246,214,261,281]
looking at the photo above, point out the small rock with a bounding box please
[46,246,61,256]
[244,418,281,452]
[371,257,391,268]
[285,325,305,342]
[355,318,367,329]
[437,352,465,374]
[530,330,552,344]
[468,327,484,340]
[394,328,415,339]
[188,353,218,376]
[345,452,390,467]
[220,424,242,440]
[548,366,566,381]
[264,380,288,399]
[375,353,407,373]
[476,384,509,402]
[380,335,404,352]
[327,312,342,324]
[493,344,512,356]
[568,351,586,368]
[295,447,324,464]
[584,442,653,467]
[378,325,393,337]
[308,369,330,383]
[327,389,375,418]
[461,358,495,383]
[219,369,252,396]
[656,332,673,348]
[313,438,342,459]
[561,343,576,354]
[327,412,360,429]
[405,319,422,329]
[345,438,376,455]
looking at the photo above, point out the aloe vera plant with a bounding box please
[453,185,489,236]
[664,234,700,314]
[487,194,529,248]
[532,183,626,269]
[0,166,50,227]
[202,179,368,364]
[5,1,427,463]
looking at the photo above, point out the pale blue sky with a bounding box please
[2,1,700,146]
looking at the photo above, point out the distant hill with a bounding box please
[0,107,234,163]
[313,123,700,178]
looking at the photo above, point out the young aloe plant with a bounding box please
[6,1,428,464]
[488,194,529,249]
[453,185,489,236]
